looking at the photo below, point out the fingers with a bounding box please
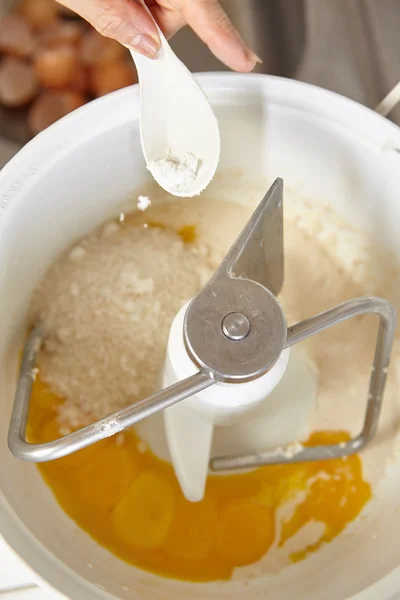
[57,0,161,58]
[147,3,186,40]
[169,0,261,72]
[56,0,261,71]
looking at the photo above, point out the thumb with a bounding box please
[57,0,161,58]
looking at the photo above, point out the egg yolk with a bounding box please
[215,499,275,565]
[28,376,371,582]
[113,471,175,550]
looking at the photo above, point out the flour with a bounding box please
[137,195,151,211]
[148,151,199,191]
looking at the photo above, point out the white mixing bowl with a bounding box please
[1,74,400,600]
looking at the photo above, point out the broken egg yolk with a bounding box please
[27,377,371,582]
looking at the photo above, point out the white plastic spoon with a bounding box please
[130,3,220,198]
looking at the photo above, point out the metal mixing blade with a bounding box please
[8,178,396,469]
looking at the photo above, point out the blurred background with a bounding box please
[1,0,400,168]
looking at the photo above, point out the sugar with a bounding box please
[30,216,215,429]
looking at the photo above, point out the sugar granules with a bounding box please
[30,216,217,432]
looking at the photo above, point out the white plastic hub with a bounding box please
[162,302,316,502]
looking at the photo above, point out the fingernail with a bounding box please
[247,50,263,65]
[130,33,160,59]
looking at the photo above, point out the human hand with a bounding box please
[56,0,261,72]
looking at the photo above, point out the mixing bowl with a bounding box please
[1,74,400,600]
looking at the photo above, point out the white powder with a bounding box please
[148,151,199,191]
[268,442,305,459]
[137,195,151,211]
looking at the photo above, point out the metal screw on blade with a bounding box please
[222,313,251,341]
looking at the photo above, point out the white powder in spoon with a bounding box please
[148,151,199,191]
